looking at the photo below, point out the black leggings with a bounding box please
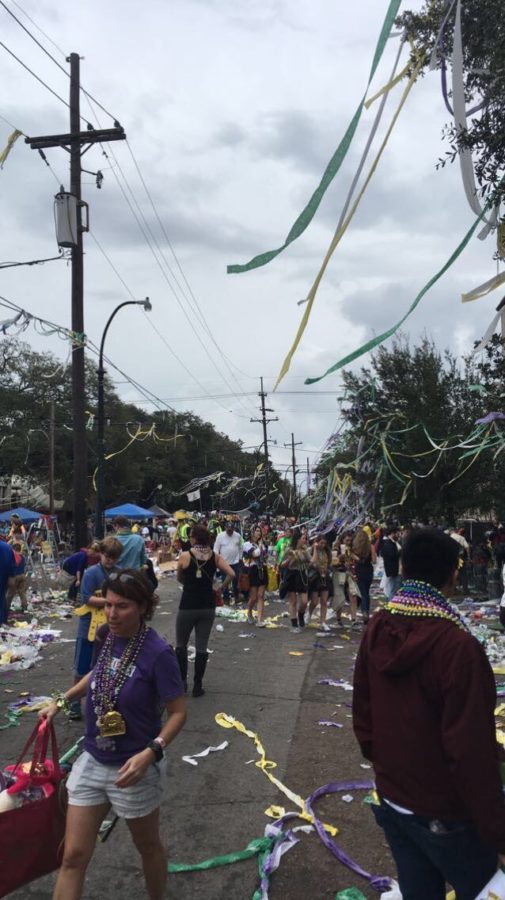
[176,608,215,653]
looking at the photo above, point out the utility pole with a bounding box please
[250,377,278,510]
[306,457,311,494]
[25,53,126,548]
[48,401,55,518]
[284,433,302,516]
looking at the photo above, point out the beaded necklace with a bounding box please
[385,579,469,632]
[91,622,148,725]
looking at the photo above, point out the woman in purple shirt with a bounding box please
[40,569,186,900]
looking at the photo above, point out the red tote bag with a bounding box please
[0,721,67,898]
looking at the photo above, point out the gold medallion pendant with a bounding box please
[99,710,126,738]
[195,569,202,579]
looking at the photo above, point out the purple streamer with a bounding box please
[304,780,391,892]
[475,412,505,425]
[273,780,391,893]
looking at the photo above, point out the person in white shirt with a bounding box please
[213,521,243,603]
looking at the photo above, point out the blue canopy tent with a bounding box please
[104,503,153,519]
[0,507,41,523]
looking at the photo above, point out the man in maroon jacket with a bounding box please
[353,527,505,900]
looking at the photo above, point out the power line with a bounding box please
[0,1,120,123]
[0,293,179,416]
[88,230,250,420]
[0,39,70,109]
[0,8,276,428]
[124,138,258,416]
[95,138,257,419]
[7,0,66,58]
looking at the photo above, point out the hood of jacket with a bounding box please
[365,610,458,675]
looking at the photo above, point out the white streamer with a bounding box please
[472,311,501,355]
[452,0,497,240]
[182,740,229,766]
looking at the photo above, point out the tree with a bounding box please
[0,338,272,513]
[397,0,505,211]
[312,336,501,523]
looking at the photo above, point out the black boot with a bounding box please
[175,646,188,692]
[193,651,208,698]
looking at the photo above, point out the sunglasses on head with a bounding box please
[105,572,136,585]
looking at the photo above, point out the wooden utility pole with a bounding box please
[250,377,278,510]
[48,401,55,517]
[284,433,301,515]
[69,53,86,548]
[25,52,125,548]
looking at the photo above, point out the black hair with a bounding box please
[290,529,305,550]
[401,527,460,590]
[190,524,212,546]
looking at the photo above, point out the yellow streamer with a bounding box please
[364,61,411,109]
[462,270,505,303]
[0,129,22,168]
[91,425,182,490]
[274,55,424,390]
[215,712,338,836]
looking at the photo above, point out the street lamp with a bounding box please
[95,297,152,539]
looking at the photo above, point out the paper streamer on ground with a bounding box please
[215,712,338,836]
[182,740,229,766]
[304,198,495,385]
[168,836,273,873]
[227,0,402,274]
[253,823,300,900]
[275,54,423,389]
[303,780,392,892]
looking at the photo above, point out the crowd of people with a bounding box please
[4,509,505,898]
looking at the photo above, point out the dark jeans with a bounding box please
[356,562,373,618]
[372,800,497,900]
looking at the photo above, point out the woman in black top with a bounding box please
[176,524,234,697]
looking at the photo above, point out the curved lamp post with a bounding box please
[95,297,152,539]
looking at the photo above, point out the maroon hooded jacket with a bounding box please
[353,609,505,852]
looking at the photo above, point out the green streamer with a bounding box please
[59,737,83,766]
[0,711,20,730]
[227,0,402,274]
[335,890,368,900]
[305,204,493,385]
[168,837,273,874]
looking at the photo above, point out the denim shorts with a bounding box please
[66,750,166,819]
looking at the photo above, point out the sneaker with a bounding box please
[247,614,254,625]
[319,622,331,632]
[291,626,301,634]
[256,620,266,628]
[351,620,361,631]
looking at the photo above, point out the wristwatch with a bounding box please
[146,739,165,762]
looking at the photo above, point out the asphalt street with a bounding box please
[0,577,394,899]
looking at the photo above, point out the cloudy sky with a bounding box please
[0,0,497,489]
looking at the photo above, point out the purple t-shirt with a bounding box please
[84,628,184,765]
